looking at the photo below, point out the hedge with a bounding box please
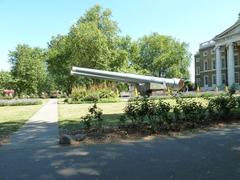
[0,99,42,106]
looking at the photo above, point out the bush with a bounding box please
[0,99,42,106]
[177,98,206,125]
[80,103,103,129]
[124,95,240,131]
[236,96,240,108]
[155,100,172,128]
[124,99,142,124]
[99,89,117,99]
[229,84,238,95]
[82,93,99,102]
[208,95,236,120]
[68,86,119,103]
[71,86,87,101]
[124,98,172,130]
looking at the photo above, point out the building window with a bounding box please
[196,58,200,62]
[212,59,216,69]
[212,74,216,85]
[235,72,239,83]
[234,55,239,66]
[221,57,226,68]
[204,60,208,70]
[222,73,226,84]
[204,75,208,87]
[211,49,215,54]
[203,51,208,56]
[196,66,200,75]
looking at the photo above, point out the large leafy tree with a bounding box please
[0,71,15,90]
[47,5,133,93]
[137,33,191,79]
[47,35,75,93]
[9,44,46,95]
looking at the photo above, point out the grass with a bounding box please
[58,98,210,131]
[58,102,127,131]
[0,99,48,140]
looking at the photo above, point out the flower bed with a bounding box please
[0,99,42,106]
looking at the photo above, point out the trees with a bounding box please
[6,5,191,96]
[137,33,191,79]
[9,44,47,95]
[47,5,133,93]
[0,71,14,90]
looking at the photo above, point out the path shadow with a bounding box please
[1,125,240,179]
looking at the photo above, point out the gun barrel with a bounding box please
[71,66,184,89]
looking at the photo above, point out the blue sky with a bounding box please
[0,0,239,81]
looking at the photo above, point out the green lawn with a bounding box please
[0,99,48,140]
[58,102,127,130]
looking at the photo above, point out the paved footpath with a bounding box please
[1,100,240,180]
[1,99,59,150]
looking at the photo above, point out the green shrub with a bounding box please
[229,84,237,96]
[123,94,240,131]
[124,99,142,124]
[69,86,119,103]
[236,96,240,108]
[119,115,127,125]
[177,98,206,125]
[155,100,172,127]
[71,86,87,101]
[99,89,117,99]
[208,95,236,120]
[82,93,99,102]
[80,103,103,129]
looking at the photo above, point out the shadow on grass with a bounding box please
[60,113,125,131]
[0,120,26,136]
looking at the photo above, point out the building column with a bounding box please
[227,42,235,86]
[215,46,222,87]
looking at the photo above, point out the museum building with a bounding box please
[195,13,240,90]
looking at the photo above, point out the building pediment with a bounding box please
[213,19,240,41]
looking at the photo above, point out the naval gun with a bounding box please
[71,66,184,96]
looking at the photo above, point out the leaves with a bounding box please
[9,44,47,95]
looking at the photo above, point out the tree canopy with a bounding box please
[9,44,47,95]
[6,5,191,95]
[137,33,190,78]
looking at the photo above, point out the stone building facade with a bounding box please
[195,13,240,90]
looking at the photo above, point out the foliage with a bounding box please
[124,94,240,131]
[229,83,237,96]
[71,86,87,101]
[68,86,119,103]
[0,71,15,90]
[9,44,47,95]
[5,5,191,97]
[0,99,42,106]
[176,97,206,125]
[236,96,240,109]
[208,95,237,120]
[136,33,191,79]
[46,5,191,94]
[80,102,103,129]
[124,98,172,130]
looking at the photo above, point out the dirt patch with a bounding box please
[0,136,9,146]
[59,121,240,145]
